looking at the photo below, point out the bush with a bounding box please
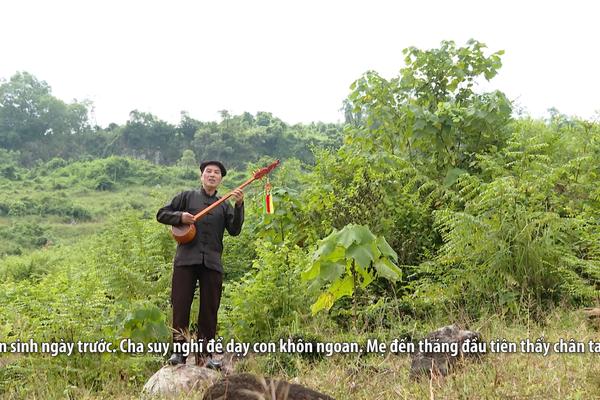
[95,175,115,191]
[420,175,598,319]
[221,242,312,342]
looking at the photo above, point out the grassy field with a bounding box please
[0,182,188,257]
[233,310,600,400]
[1,310,598,399]
[1,154,597,399]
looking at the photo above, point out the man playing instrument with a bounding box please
[157,160,244,367]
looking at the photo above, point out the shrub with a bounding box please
[221,242,311,342]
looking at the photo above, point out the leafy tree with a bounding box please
[177,149,197,169]
[192,127,235,165]
[407,116,600,319]
[346,40,512,181]
[0,149,22,180]
[177,111,202,141]
[0,72,91,162]
[302,224,401,321]
[0,71,343,168]
[119,110,180,163]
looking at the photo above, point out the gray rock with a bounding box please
[584,307,600,320]
[202,373,335,400]
[142,364,220,398]
[409,324,483,379]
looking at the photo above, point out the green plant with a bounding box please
[222,241,310,342]
[119,305,170,343]
[302,224,401,320]
[345,39,511,180]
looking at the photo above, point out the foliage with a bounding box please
[0,223,51,256]
[302,149,442,266]
[245,157,316,248]
[120,305,170,343]
[345,39,512,180]
[221,229,257,281]
[405,115,600,319]
[0,245,63,281]
[430,180,596,318]
[252,187,305,244]
[92,212,173,305]
[0,211,174,346]
[0,192,91,220]
[0,71,344,167]
[221,241,311,343]
[0,72,91,151]
[302,224,401,315]
[0,39,599,399]
[0,148,22,180]
[177,148,198,170]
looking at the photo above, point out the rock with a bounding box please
[202,373,335,400]
[409,324,483,379]
[142,364,220,398]
[583,308,600,328]
[583,307,600,319]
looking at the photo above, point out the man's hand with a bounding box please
[231,188,244,206]
[181,212,195,225]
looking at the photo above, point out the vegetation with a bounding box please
[0,39,598,399]
[0,74,342,167]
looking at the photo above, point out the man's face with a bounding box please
[201,164,223,191]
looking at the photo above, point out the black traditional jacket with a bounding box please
[156,188,244,272]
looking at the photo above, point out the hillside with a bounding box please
[0,40,599,399]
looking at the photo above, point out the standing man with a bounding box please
[157,160,244,367]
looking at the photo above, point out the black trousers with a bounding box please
[171,264,223,352]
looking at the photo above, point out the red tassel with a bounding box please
[265,179,274,214]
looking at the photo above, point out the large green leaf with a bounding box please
[336,224,376,248]
[376,236,397,261]
[354,263,374,289]
[311,292,334,315]
[301,261,321,281]
[346,243,375,269]
[312,237,337,261]
[308,224,401,314]
[310,275,354,315]
[321,245,346,263]
[320,261,346,282]
[373,258,402,282]
[329,274,354,301]
[370,241,382,261]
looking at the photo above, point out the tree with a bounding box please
[0,72,92,162]
[120,110,179,163]
[346,40,512,182]
[177,149,197,169]
[219,109,231,131]
[302,224,401,320]
[177,111,202,141]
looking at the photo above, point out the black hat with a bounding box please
[200,160,227,177]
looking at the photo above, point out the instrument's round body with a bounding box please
[171,224,196,244]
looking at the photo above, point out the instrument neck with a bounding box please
[192,176,255,222]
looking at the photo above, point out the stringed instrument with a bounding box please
[171,160,280,244]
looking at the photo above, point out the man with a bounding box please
[157,160,244,367]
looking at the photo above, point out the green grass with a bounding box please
[235,310,600,400]
[1,155,597,399]
[0,182,189,258]
[46,221,102,244]
[0,310,598,399]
